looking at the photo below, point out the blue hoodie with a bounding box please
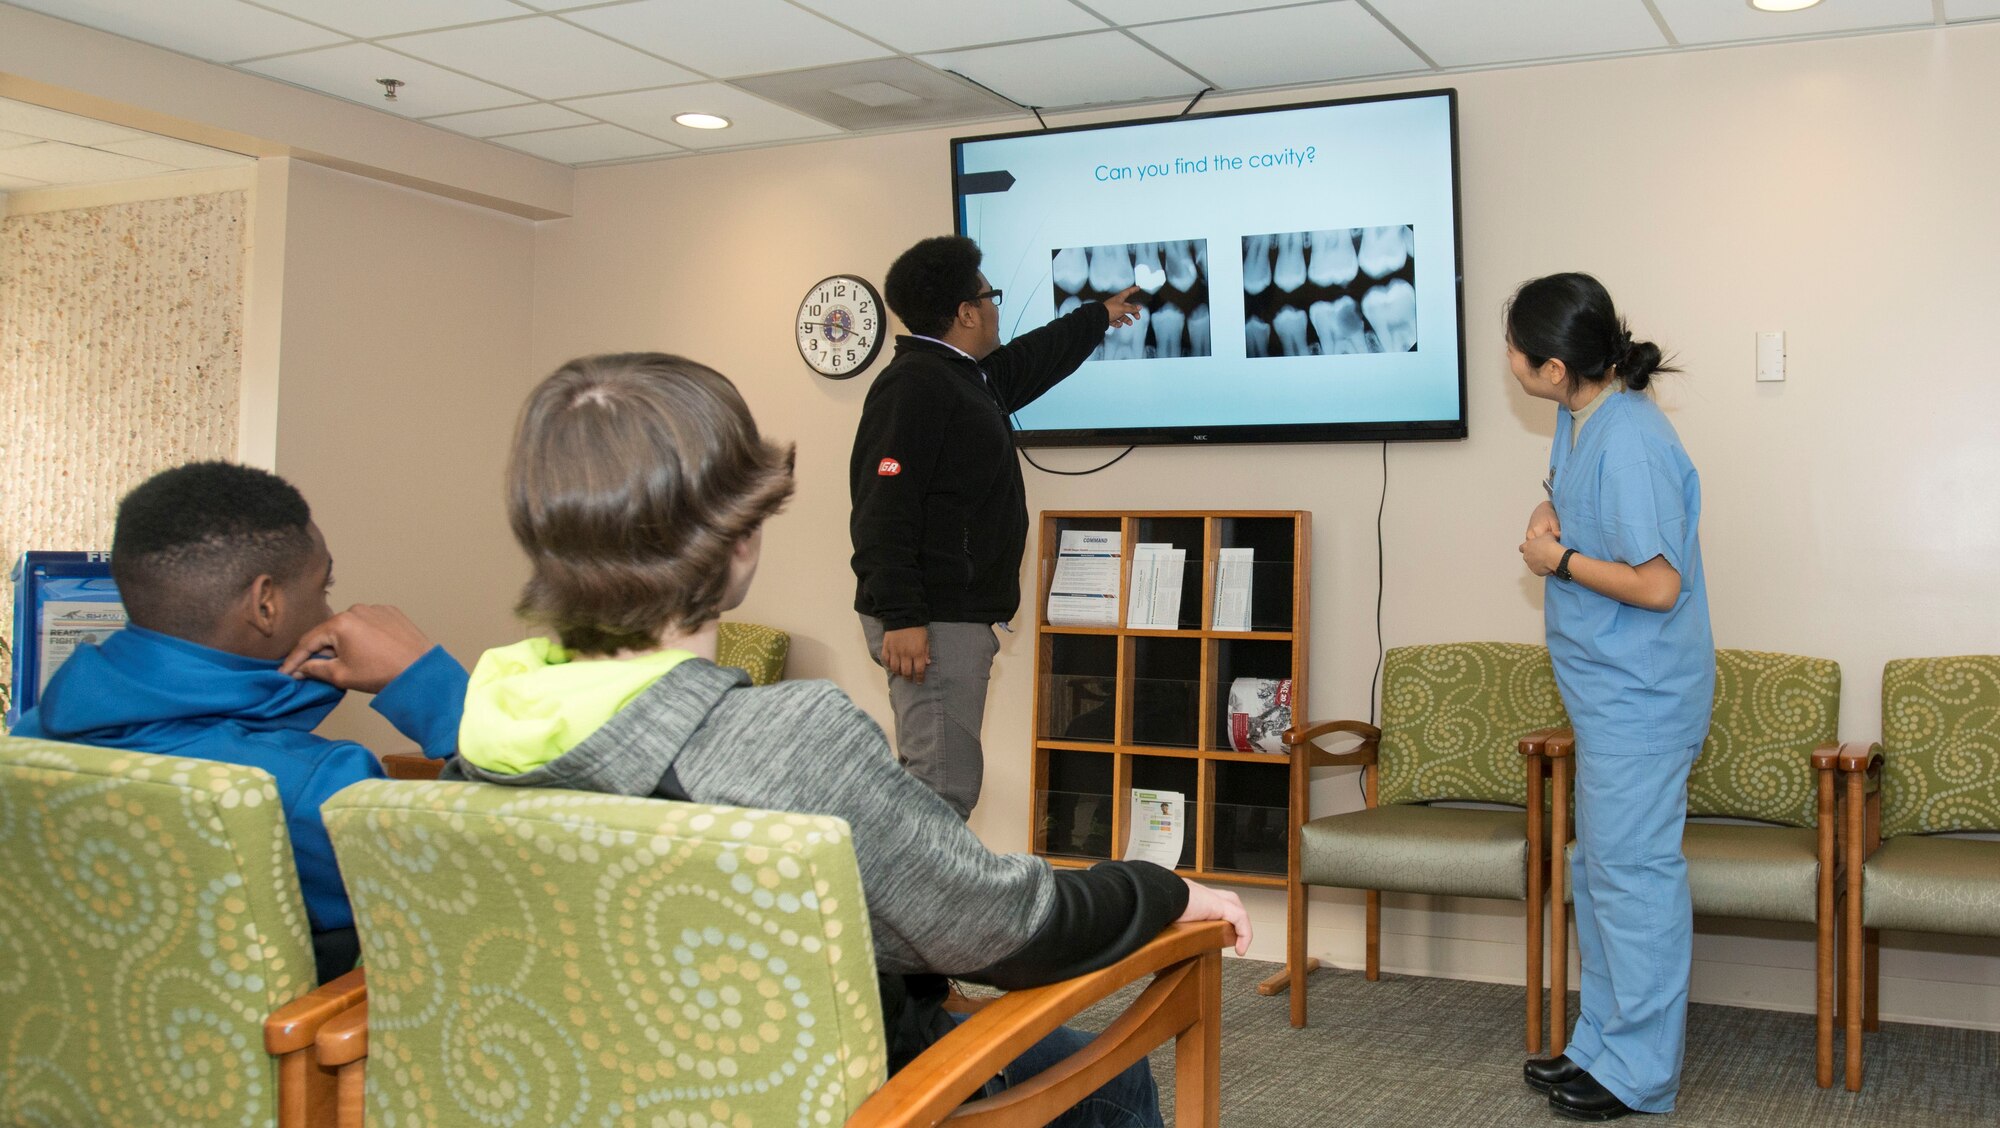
[12,624,468,934]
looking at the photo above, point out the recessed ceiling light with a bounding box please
[673,113,731,130]
[1748,0,1822,11]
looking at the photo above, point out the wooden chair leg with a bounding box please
[1526,894,1544,1054]
[1843,781,1866,1091]
[1364,890,1380,981]
[1815,889,1835,1088]
[1863,928,1880,1032]
[1175,947,1223,1128]
[1287,878,1308,1027]
[1550,854,1568,1056]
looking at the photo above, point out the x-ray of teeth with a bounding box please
[1242,225,1416,357]
[1050,239,1212,361]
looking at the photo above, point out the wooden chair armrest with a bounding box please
[265,968,366,1055]
[1810,742,1842,772]
[315,1002,369,1069]
[849,921,1231,1127]
[1518,727,1570,757]
[1283,719,1380,767]
[1835,740,1882,775]
[380,752,445,780]
[1538,731,1576,759]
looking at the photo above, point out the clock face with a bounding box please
[796,274,885,379]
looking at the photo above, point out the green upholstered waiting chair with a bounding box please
[1544,649,1842,1085]
[0,735,367,1128]
[717,620,790,686]
[1282,642,1570,1049]
[317,779,1229,1126]
[1839,655,2000,1091]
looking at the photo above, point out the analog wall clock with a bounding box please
[795,274,885,379]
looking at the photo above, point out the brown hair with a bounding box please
[508,353,795,654]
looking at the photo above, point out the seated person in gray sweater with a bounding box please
[446,353,1248,1126]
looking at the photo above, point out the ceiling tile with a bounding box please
[250,0,527,39]
[1,172,51,190]
[562,83,840,150]
[96,136,255,169]
[732,58,1018,131]
[246,42,528,117]
[1653,0,1932,45]
[505,0,613,8]
[789,0,1109,52]
[921,32,1205,109]
[425,102,597,137]
[492,123,681,163]
[0,141,175,183]
[1946,0,2000,19]
[385,17,701,99]
[0,100,147,146]
[0,129,41,150]
[567,0,889,77]
[6,0,345,62]
[1133,3,1427,90]
[1090,0,1304,23]
[1364,0,1665,68]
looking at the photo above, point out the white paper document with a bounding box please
[1126,788,1186,869]
[1047,529,1121,626]
[39,600,129,693]
[1125,544,1186,629]
[1211,547,1254,631]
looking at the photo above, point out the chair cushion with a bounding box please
[1376,642,1568,807]
[1557,822,1820,923]
[718,621,790,686]
[1301,804,1530,900]
[1687,650,1839,827]
[323,779,887,1126]
[1880,655,2000,839]
[1861,834,2000,935]
[0,735,314,1127]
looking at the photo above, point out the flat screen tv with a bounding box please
[952,88,1465,447]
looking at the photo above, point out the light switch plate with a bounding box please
[1756,331,1785,382]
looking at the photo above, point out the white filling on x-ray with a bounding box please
[1273,306,1310,356]
[1164,240,1199,291]
[1241,234,1273,296]
[1151,303,1185,358]
[1308,229,1359,288]
[1358,226,1410,279]
[1131,242,1166,293]
[1362,278,1417,352]
[1311,296,1372,354]
[1052,246,1089,294]
[1188,304,1210,356]
[1089,245,1135,293]
[1245,315,1272,357]
[1273,232,1307,293]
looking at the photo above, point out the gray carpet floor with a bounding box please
[1058,959,2000,1126]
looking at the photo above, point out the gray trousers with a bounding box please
[859,615,1000,821]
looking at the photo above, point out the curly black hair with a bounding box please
[110,461,317,639]
[884,235,984,338]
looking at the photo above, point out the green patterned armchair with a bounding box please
[717,621,790,686]
[1839,655,2000,1091]
[1544,649,1842,1085]
[1282,643,1570,1049]
[0,735,367,1128]
[317,780,1230,1126]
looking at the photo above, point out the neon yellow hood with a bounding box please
[457,638,694,775]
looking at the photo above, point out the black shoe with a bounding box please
[1549,1072,1638,1121]
[1524,1055,1584,1094]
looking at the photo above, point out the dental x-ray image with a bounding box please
[1241,226,1416,358]
[1051,240,1211,361]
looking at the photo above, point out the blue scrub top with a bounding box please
[1546,389,1715,754]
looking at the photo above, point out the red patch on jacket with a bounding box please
[877,458,902,476]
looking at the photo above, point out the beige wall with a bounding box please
[531,24,2000,1026]
[272,160,537,748]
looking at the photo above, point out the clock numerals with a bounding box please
[798,274,884,380]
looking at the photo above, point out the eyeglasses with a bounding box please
[968,288,1003,307]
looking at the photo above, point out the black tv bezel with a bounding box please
[950,87,1467,449]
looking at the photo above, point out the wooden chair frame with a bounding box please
[1836,741,1884,1092]
[263,968,369,1128]
[1281,720,1564,1052]
[314,922,1231,1127]
[1540,733,1843,1088]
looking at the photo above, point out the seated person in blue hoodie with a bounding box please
[13,461,468,983]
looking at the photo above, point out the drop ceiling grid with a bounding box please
[1,0,1984,168]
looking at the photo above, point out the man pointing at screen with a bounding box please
[851,235,1142,819]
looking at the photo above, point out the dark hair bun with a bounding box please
[1620,339,1665,391]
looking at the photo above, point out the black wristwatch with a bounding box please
[1554,548,1579,583]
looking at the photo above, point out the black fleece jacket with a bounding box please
[851,301,1112,629]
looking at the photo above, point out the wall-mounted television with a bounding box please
[952,88,1465,447]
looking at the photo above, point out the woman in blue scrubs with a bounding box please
[1508,274,1715,1121]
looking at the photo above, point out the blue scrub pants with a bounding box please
[1565,739,1700,1114]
